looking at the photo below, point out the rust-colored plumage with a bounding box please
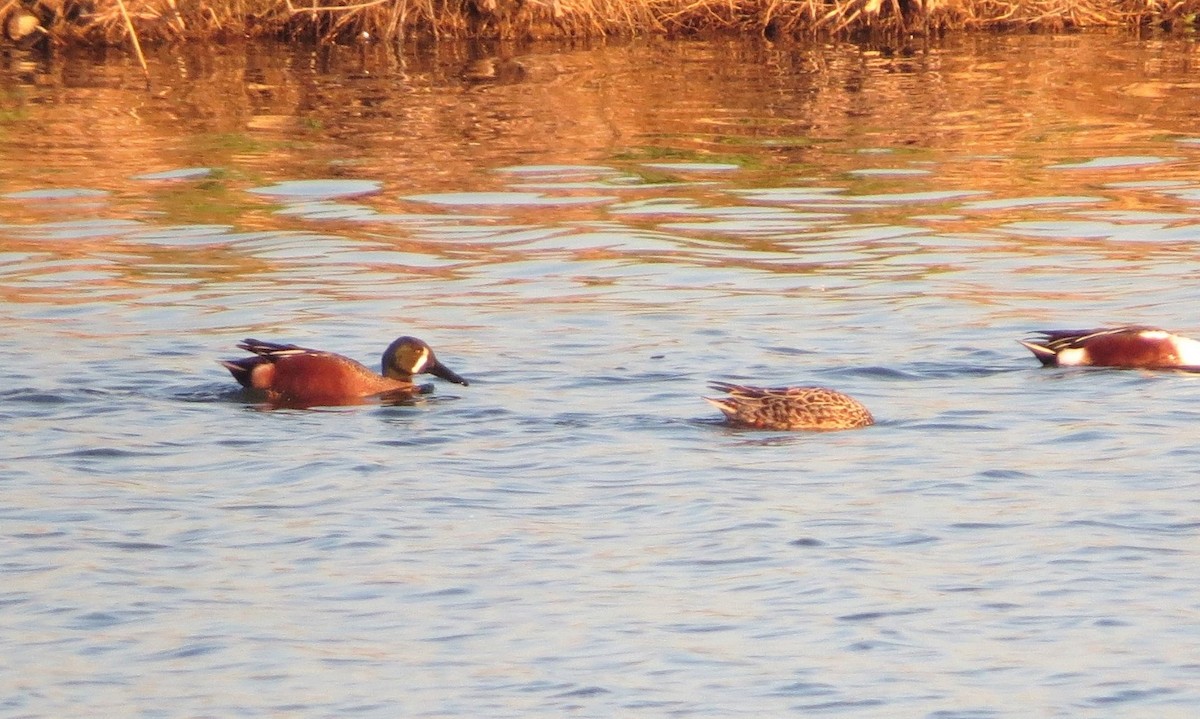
[1020,326,1200,369]
[705,381,874,431]
[220,336,468,407]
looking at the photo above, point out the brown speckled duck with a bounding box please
[705,381,873,431]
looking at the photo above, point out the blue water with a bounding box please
[2,34,1200,717]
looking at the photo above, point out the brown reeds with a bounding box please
[3,0,1197,46]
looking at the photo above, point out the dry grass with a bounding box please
[5,0,1198,45]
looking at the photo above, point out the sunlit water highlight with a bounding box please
[2,33,1200,717]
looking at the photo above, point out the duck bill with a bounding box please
[429,360,469,386]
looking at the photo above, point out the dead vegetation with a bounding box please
[2,0,1198,46]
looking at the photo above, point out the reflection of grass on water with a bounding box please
[613,146,716,162]
[152,169,282,227]
[0,88,31,127]
[613,145,762,175]
[191,133,273,156]
[18,0,1200,47]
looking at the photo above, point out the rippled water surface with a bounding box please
[3,34,1200,717]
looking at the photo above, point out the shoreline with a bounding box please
[5,0,1198,48]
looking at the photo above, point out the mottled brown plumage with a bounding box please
[704,381,874,431]
[220,336,468,407]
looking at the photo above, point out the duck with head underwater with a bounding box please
[1019,326,1200,370]
[705,381,874,431]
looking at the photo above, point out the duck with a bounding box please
[704,381,874,431]
[220,336,468,407]
[1019,326,1200,369]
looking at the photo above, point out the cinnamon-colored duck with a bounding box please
[220,336,468,407]
[1020,326,1200,369]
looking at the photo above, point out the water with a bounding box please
[3,34,1200,717]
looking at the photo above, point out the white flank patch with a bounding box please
[250,363,274,388]
[1173,336,1200,365]
[1057,347,1089,366]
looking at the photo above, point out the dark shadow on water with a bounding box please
[762,344,821,357]
[692,417,879,445]
[901,418,1001,432]
[182,382,465,411]
[839,362,1026,380]
[1024,365,1200,379]
[175,385,245,404]
[0,388,77,404]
